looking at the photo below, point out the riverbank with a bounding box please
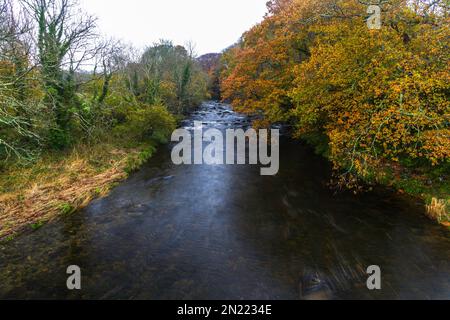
[0,142,157,241]
[300,132,449,228]
[371,163,449,228]
[1,108,447,242]
[1,101,448,300]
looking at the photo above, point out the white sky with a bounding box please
[80,0,269,55]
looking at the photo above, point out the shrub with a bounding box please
[113,104,176,144]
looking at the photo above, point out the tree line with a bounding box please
[219,0,449,189]
[0,0,208,165]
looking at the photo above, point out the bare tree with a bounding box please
[0,0,41,161]
[92,38,126,104]
[21,0,98,134]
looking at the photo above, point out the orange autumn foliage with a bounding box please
[221,0,449,180]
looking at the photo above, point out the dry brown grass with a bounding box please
[0,144,149,240]
[426,198,450,228]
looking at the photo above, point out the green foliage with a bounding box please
[113,104,176,144]
[428,162,450,180]
[0,0,212,239]
[394,179,427,196]
[125,145,156,174]
[59,203,75,215]
[1,234,16,243]
[136,40,208,114]
[47,128,71,150]
[300,132,330,158]
[30,221,44,231]
[0,2,208,169]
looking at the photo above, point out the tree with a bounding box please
[21,0,97,144]
[0,0,42,162]
[136,40,207,114]
[93,39,126,104]
[220,0,449,186]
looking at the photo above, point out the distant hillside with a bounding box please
[197,53,222,100]
[197,53,222,74]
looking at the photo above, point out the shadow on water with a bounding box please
[0,101,449,300]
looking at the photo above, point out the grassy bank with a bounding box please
[0,141,157,241]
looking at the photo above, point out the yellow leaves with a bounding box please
[221,0,449,173]
[421,129,450,166]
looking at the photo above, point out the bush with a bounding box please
[113,104,176,144]
[48,128,71,150]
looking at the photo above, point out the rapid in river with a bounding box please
[0,101,449,299]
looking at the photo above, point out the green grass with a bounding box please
[30,221,45,231]
[394,178,427,196]
[3,235,16,243]
[124,145,156,174]
[59,202,75,215]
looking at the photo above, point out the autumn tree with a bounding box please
[221,0,449,186]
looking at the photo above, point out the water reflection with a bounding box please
[0,102,449,300]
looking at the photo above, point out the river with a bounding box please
[0,101,449,300]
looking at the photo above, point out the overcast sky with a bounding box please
[80,0,268,56]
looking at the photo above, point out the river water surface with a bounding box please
[0,101,449,300]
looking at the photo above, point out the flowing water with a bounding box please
[0,101,449,300]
